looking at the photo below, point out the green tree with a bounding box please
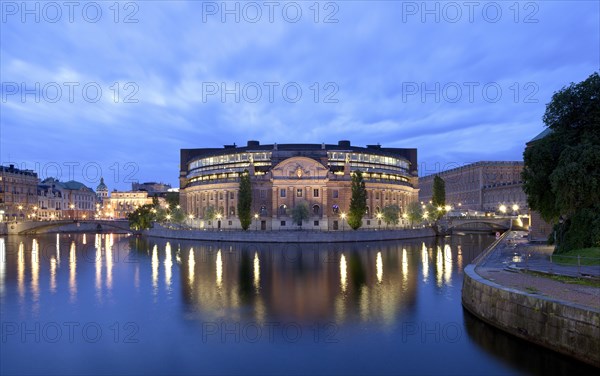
[347,170,367,230]
[381,205,400,227]
[406,201,424,226]
[238,170,253,230]
[291,202,309,227]
[127,204,156,231]
[430,175,446,221]
[204,206,217,221]
[522,72,600,252]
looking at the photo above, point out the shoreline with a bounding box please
[141,225,437,243]
[462,232,600,367]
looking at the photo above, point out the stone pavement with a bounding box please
[478,231,600,278]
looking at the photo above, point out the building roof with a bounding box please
[527,128,553,144]
[181,141,418,174]
[97,177,108,191]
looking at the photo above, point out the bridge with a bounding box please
[439,216,528,232]
[6,219,132,235]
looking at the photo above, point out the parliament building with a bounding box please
[180,141,419,230]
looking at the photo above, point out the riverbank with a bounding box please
[462,231,600,367]
[142,224,436,243]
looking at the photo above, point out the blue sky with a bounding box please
[1,0,598,190]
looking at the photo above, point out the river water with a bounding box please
[0,233,595,375]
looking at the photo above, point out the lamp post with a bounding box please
[512,204,519,215]
[17,205,23,222]
[499,204,507,216]
[376,212,382,230]
[254,213,259,230]
[216,213,222,230]
[341,212,346,231]
[33,206,38,221]
[69,204,75,220]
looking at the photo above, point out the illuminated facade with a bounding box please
[180,141,419,230]
[101,191,154,219]
[0,164,39,220]
[37,178,97,220]
[419,161,527,213]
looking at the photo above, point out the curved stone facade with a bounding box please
[180,141,419,230]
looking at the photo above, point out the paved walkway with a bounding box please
[475,231,600,310]
[478,231,600,277]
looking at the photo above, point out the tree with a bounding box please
[406,201,424,226]
[381,205,400,227]
[522,72,600,252]
[430,175,447,221]
[238,170,252,230]
[291,202,309,227]
[127,204,156,231]
[204,206,217,222]
[347,170,367,230]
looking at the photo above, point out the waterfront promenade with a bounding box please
[462,231,600,367]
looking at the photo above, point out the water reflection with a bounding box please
[421,243,429,282]
[69,240,76,302]
[0,238,5,298]
[3,233,590,374]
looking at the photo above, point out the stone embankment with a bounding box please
[143,225,435,243]
[462,232,600,367]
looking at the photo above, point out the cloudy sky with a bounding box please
[1,1,598,190]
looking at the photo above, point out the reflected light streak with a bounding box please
[105,234,113,290]
[95,237,102,295]
[82,233,87,245]
[165,242,173,289]
[457,245,463,274]
[253,252,260,292]
[444,244,452,285]
[69,240,76,301]
[340,254,347,293]
[151,245,159,293]
[376,252,383,284]
[401,248,408,285]
[50,257,57,293]
[18,242,24,300]
[421,243,429,282]
[188,248,195,286]
[0,238,5,297]
[216,249,223,288]
[31,239,39,302]
[56,234,61,265]
[436,246,443,287]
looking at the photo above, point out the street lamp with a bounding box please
[254,213,259,230]
[376,212,382,230]
[340,212,346,231]
[499,205,507,215]
[512,204,519,214]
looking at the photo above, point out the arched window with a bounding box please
[332,204,339,214]
[312,205,320,215]
[279,204,287,216]
[260,205,268,216]
[375,206,380,214]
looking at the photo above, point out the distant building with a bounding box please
[0,164,39,220]
[132,182,172,196]
[96,177,109,203]
[37,178,97,220]
[419,161,527,213]
[180,140,419,230]
[101,190,164,219]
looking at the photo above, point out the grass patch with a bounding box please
[524,270,600,288]
[552,247,600,266]
[524,286,540,294]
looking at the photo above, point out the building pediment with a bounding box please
[271,157,329,180]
